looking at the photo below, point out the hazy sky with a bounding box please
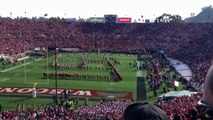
[0,0,212,20]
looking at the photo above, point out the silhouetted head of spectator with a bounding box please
[197,64,213,119]
[173,114,181,120]
[190,107,198,120]
[197,101,213,119]
[202,64,213,105]
[124,101,169,120]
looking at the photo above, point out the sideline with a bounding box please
[0,58,42,73]
[136,61,142,77]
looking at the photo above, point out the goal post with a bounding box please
[23,46,50,85]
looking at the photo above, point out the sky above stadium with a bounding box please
[0,0,212,20]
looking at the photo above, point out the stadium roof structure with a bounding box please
[158,90,198,101]
[167,57,192,81]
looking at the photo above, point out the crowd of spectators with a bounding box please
[0,99,133,120]
[158,93,203,119]
[0,19,211,89]
[0,18,212,119]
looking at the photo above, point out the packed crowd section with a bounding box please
[0,18,212,90]
[0,94,206,120]
[0,99,133,120]
[158,93,203,119]
[0,18,212,119]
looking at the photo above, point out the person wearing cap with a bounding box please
[124,101,169,120]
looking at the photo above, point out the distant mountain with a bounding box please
[185,6,213,22]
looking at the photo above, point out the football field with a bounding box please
[0,53,138,109]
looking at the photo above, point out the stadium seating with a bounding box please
[0,18,212,119]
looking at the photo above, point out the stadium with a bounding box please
[0,4,213,120]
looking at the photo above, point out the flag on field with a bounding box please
[33,83,38,88]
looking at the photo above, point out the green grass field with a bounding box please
[0,52,183,110]
[0,53,138,110]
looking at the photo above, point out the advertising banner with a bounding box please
[117,18,132,23]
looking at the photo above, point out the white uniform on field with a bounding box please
[32,88,37,98]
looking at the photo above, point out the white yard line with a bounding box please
[25,69,31,72]
[109,82,115,85]
[13,73,21,77]
[106,88,114,91]
[0,78,10,82]
[0,58,42,73]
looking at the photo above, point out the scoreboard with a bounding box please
[104,15,117,23]
[88,17,105,23]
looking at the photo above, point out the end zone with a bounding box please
[0,86,132,99]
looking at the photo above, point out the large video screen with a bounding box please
[104,15,117,23]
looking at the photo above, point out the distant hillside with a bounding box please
[185,6,213,22]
